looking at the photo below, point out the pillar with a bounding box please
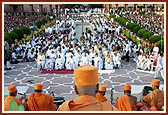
[40,5,43,14]
[125,4,128,11]
[135,4,138,12]
[115,4,118,9]
[145,4,148,12]
[106,4,110,12]
[154,4,157,12]
[50,5,52,15]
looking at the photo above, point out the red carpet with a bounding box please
[41,69,74,74]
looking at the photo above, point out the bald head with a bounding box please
[74,84,99,97]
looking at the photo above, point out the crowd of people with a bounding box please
[122,13,163,35]
[4,65,164,111]
[4,7,165,111]
[4,14,47,34]
[6,12,164,79]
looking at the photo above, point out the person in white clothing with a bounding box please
[45,56,54,70]
[94,53,103,70]
[65,55,76,70]
[113,52,121,69]
[80,53,90,66]
[37,52,45,70]
[143,55,151,71]
[153,43,159,59]
[55,55,65,70]
[105,54,113,70]
[154,52,164,78]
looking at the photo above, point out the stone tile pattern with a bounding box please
[4,60,157,96]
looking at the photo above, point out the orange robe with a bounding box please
[114,95,134,111]
[28,93,57,111]
[96,93,107,102]
[4,96,28,111]
[57,95,118,111]
[143,89,164,110]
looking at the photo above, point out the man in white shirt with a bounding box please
[154,52,164,78]
[55,55,65,70]
[153,43,159,59]
[113,52,121,69]
[65,55,76,70]
[45,56,54,71]
[37,52,45,70]
[80,53,90,66]
[94,53,103,70]
[105,54,113,70]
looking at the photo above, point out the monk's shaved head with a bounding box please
[75,84,99,97]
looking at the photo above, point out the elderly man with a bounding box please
[114,85,137,111]
[143,79,164,111]
[58,65,117,111]
[4,85,28,111]
[28,84,57,111]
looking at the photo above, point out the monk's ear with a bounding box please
[74,85,78,95]
[96,83,99,93]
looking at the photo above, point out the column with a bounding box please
[125,4,128,11]
[106,4,110,12]
[50,5,52,15]
[145,4,148,12]
[154,4,157,12]
[40,5,43,14]
[115,4,118,9]
[135,4,138,12]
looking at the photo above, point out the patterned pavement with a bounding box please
[3,60,164,101]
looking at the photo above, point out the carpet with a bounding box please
[41,69,74,74]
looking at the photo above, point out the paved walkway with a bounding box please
[4,59,164,101]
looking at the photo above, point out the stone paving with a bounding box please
[3,59,164,101]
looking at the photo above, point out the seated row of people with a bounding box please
[37,50,122,71]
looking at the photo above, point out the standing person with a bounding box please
[153,43,159,59]
[37,52,45,70]
[143,79,164,111]
[125,42,130,62]
[114,85,137,111]
[154,52,164,78]
[58,65,118,111]
[28,84,57,111]
[4,85,28,111]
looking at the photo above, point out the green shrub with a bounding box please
[12,28,24,40]
[21,27,31,35]
[26,35,32,41]
[136,39,141,45]
[110,13,116,18]
[41,18,48,25]
[142,32,154,40]
[157,40,164,51]
[36,21,42,29]
[42,12,47,16]
[4,33,13,46]
[130,24,138,32]
[126,23,138,31]
[149,35,161,43]
[140,11,145,14]
[9,32,19,41]
[132,26,142,34]
[131,35,135,42]
[137,29,148,37]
